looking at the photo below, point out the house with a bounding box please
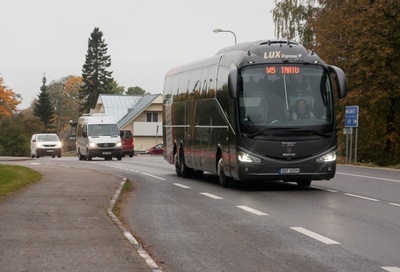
[93,94,163,152]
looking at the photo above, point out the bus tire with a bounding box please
[297,180,312,187]
[179,151,191,178]
[174,153,182,177]
[218,158,231,188]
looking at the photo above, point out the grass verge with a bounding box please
[112,179,133,219]
[0,164,42,197]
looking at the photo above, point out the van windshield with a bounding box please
[37,134,59,141]
[88,124,119,137]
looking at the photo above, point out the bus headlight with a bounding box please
[238,151,261,163]
[316,151,336,162]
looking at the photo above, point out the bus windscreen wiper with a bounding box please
[244,128,332,139]
[290,129,332,138]
[245,127,290,139]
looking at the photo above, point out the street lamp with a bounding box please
[212,28,237,44]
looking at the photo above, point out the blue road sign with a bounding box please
[345,106,359,127]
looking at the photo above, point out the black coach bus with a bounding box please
[163,40,347,187]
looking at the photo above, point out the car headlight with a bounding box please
[316,151,336,162]
[56,142,62,148]
[89,142,97,148]
[238,151,261,163]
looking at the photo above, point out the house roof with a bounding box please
[96,95,142,122]
[117,94,161,128]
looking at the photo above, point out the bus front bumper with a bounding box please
[236,161,336,182]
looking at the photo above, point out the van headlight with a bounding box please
[116,141,122,147]
[56,142,62,148]
[238,151,261,163]
[316,151,336,162]
[89,142,97,148]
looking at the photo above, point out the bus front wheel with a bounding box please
[179,151,192,178]
[218,158,231,188]
[174,153,182,177]
[297,180,312,187]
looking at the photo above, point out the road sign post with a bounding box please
[344,106,359,164]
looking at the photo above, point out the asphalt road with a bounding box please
[3,156,400,272]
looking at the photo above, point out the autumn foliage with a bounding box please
[273,0,400,165]
[0,76,21,117]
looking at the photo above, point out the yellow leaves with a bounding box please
[0,76,21,117]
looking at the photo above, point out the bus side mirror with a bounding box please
[228,67,238,99]
[329,65,347,99]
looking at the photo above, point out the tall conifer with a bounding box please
[79,27,113,114]
[33,75,55,132]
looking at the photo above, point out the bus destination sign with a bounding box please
[266,66,300,75]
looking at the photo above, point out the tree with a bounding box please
[47,76,82,134]
[106,80,125,94]
[80,27,114,114]
[0,109,43,156]
[273,0,400,165]
[0,76,21,117]
[126,86,147,95]
[33,75,55,132]
[272,0,317,47]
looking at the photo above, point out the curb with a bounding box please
[107,177,163,272]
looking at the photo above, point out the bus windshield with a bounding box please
[238,64,334,136]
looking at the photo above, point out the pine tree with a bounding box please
[33,75,55,132]
[79,27,113,114]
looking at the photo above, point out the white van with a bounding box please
[76,113,122,161]
[30,134,62,158]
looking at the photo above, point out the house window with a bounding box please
[147,112,158,122]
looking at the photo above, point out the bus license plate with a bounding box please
[102,152,112,155]
[279,168,300,174]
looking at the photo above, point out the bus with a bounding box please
[162,40,347,187]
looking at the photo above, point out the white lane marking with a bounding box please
[173,183,191,189]
[336,172,400,183]
[382,267,400,272]
[200,192,223,200]
[344,193,380,202]
[312,186,338,193]
[389,203,400,207]
[291,227,340,245]
[141,172,165,180]
[237,205,268,216]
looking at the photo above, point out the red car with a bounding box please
[146,143,163,154]
[120,130,134,157]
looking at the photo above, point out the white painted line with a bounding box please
[389,203,400,207]
[382,267,400,272]
[344,193,380,202]
[312,186,338,193]
[237,205,268,216]
[173,183,191,189]
[291,227,340,245]
[200,192,223,200]
[141,172,165,180]
[336,172,400,183]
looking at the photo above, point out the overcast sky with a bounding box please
[1,0,276,110]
